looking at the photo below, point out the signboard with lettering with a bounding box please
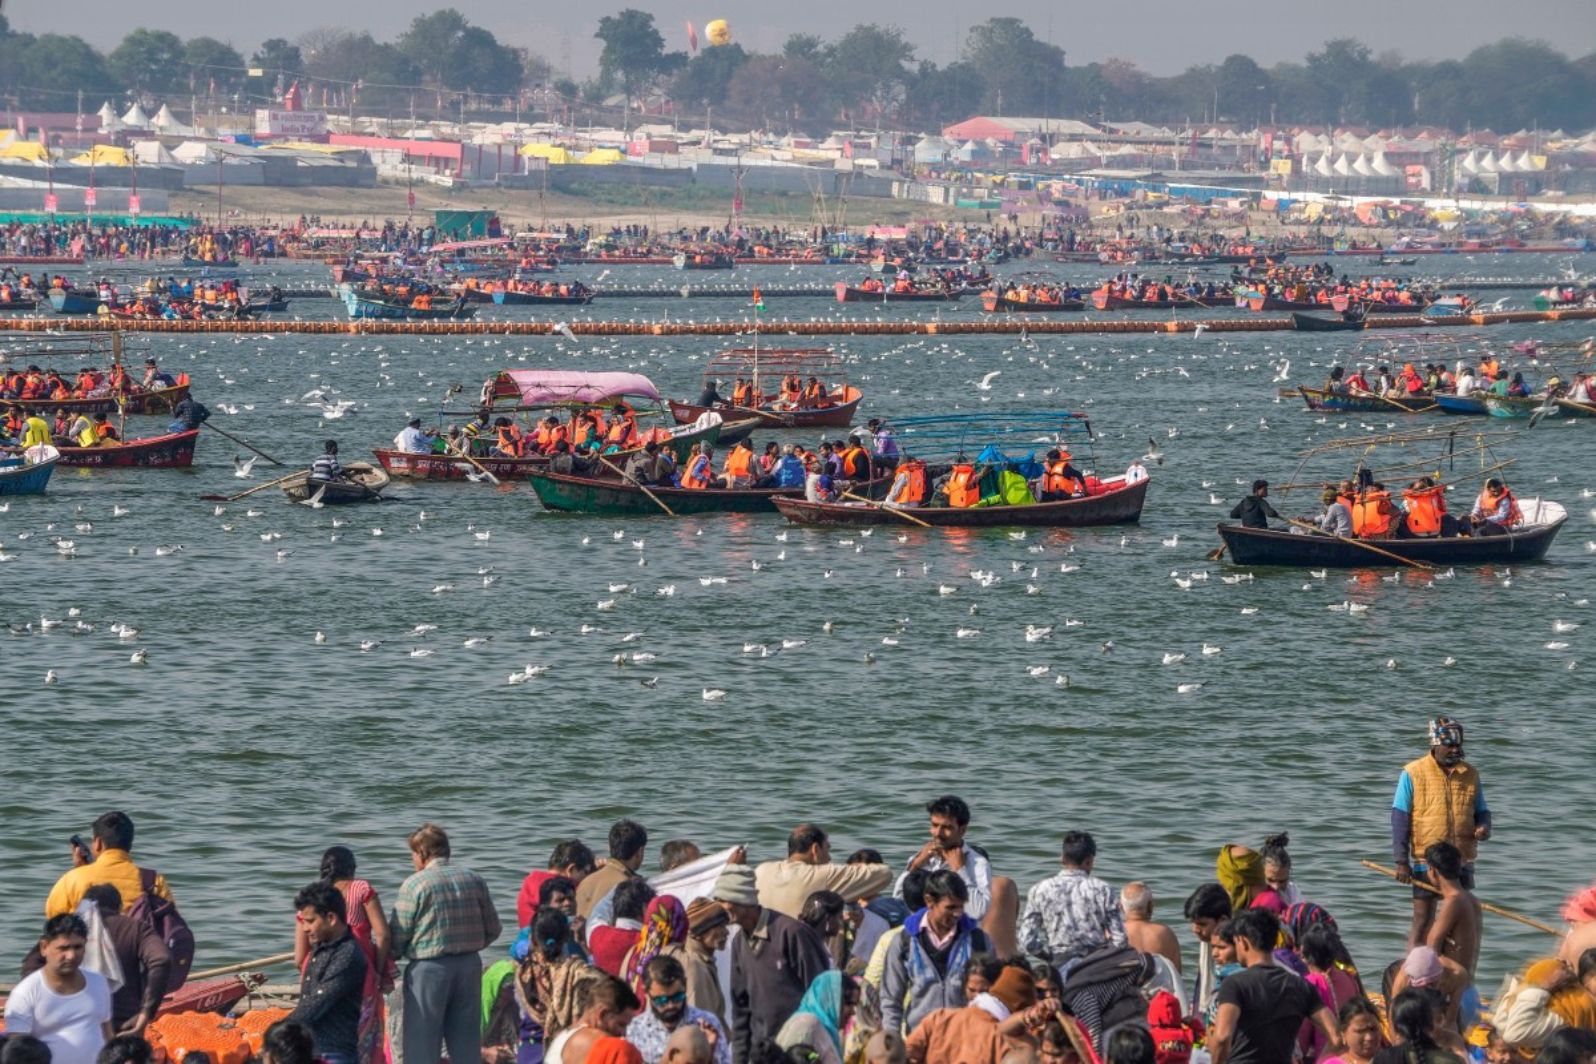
[83,187,97,207]
[253,109,328,137]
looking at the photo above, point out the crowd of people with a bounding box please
[7,723,1595,1064]
[1321,358,1549,401]
[0,223,276,262]
[1228,471,1527,540]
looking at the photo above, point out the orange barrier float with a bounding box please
[0,308,1592,338]
[145,1005,292,1064]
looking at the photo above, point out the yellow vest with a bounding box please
[1404,754,1481,862]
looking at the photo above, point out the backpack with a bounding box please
[129,868,194,991]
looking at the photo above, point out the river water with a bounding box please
[2,253,1593,987]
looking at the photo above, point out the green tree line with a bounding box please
[2,9,1594,136]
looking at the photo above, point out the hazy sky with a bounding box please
[8,0,1596,78]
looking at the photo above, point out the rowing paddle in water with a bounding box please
[200,471,301,502]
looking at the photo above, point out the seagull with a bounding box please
[1026,664,1051,677]
[975,370,1002,391]
[44,670,57,685]
[1201,644,1222,656]
[554,321,579,343]
[1176,682,1204,694]
[1162,534,1179,548]
[129,649,148,665]
[412,623,438,634]
[233,455,258,478]
[1553,620,1581,634]
[1162,652,1187,665]
[314,631,327,644]
[1272,359,1290,382]
[1143,438,1165,465]
[1024,625,1052,643]
[408,648,434,658]
[359,640,382,652]
[299,485,327,508]
[702,688,727,702]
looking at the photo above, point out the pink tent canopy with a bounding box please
[487,370,661,407]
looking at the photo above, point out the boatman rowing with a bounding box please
[310,440,349,482]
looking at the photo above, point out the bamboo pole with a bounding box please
[1360,861,1561,936]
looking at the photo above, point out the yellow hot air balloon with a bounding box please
[705,19,731,46]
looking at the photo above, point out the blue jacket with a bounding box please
[773,456,805,488]
[879,908,990,1034]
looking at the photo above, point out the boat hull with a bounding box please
[1217,516,1565,567]
[773,476,1149,528]
[1296,387,1434,413]
[48,289,102,314]
[1434,394,1488,416]
[835,284,958,303]
[0,455,58,495]
[981,294,1085,313]
[489,289,593,305]
[280,463,391,503]
[1483,395,1540,419]
[528,470,800,514]
[374,449,549,480]
[1291,312,1365,332]
[1555,398,1596,419]
[55,429,200,468]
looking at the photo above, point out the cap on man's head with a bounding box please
[711,864,758,907]
[1428,716,1464,748]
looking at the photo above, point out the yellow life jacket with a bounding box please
[1403,754,1481,863]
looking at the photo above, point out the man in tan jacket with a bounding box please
[575,819,648,920]
[754,824,893,919]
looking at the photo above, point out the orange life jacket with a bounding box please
[839,446,868,479]
[1402,487,1446,536]
[1042,461,1081,497]
[495,425,523,456]
[1351,491,1396,538]
[533,425,553,450]
[732,384,752,407]
[724,445,752,478]
[1475,486,1522,526]
[947,464,980,508]
[681,454,711,489]
[892,461,927,505]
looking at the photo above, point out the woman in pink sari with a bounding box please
[294,846,395,1064]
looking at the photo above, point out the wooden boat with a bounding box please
[668,392,862,430]
[981,292,1085,313]
[0,450,59,495]
[54,428,200,468]
[155,973,266,1019]
[279,462,391,503]
[1555,397,1596,419]
[48,288,102,314]
[1091,291,1230,311]
[0,383,189,416]
[1292,312,1366,332]
[1296,387,1434,413]
[671,348,862,430]
[0,297,39,311]
[835,283,959,303]
[1216,499,1567,567]
[340,285,475,320]
[528,470,802,515]
[181,256,239,269]
[1433,393,1488,416]
[773,475,1150,528]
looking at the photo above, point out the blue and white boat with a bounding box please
[0,446,60,495]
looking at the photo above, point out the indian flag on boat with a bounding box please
[751,287,765,311]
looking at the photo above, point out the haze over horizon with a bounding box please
[8,0,1596,83]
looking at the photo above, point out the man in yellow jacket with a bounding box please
[46,811,173,918]
[1392,717,1490,948]
[20,407,52,450]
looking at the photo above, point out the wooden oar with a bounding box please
[843,490,932,528]
[199,471,301,502]
[442,438,501,487]
[187,950,298,981]
[202,421,283,466]
[1285,517,1433,569]
[601,456,676,517]
[1359,861,1561,936]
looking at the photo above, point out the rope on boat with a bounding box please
[0,307,1592,338]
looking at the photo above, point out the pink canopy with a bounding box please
[487,370,661,407]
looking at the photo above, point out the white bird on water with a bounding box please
[129,649,149,665]
[233,455,258,478]
[1162,652,1187,665]
[975,370,1002,391]
[702,688,727,702]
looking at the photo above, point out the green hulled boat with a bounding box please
[528,470,802,515]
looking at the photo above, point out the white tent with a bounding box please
[1515,151,1540,171]
[1333,153,1353,176]
[151,104,195,137]
[1352,154,1374,176]
[1479,151,1499,173]
[1314,153,1334,177]
[1294,131,1328,154]
[1371,152,1398,176]
[1461,153,1481,175]
[1362,134,1385,151]
[131,140,177,165]
[120,102,151,128]
[97,101,121,133]
[171,139,223,164]
[1497,153,1518,173]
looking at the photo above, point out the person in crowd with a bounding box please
[517,840,598,931]
[287,882,369,1064]
[1229,480,1281,530]
[624,896,691,996]
[292,847,391,1064]
[590,878,656,976]
[715,864,830,1064]
[881,870,994,1034]
[21,885,169,1037]
[1019,832,1127,966]
[577,821,648,921]
[1120,883,1182,975]
[545,975,640,1064]
[682,899,731,1024]
[3,915,113,1064]
[46,813,173,919]
[754,824,893,920]
[1392,718,1490,948]
[776,972,858,1064]
[904,964,1038,1064]
[626,955,730,1064]
[389,823,502,1064]
[1207,909,1339,1064]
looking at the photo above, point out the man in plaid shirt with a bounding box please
[390,823,502,1064]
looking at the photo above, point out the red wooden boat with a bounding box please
[372,448,551,480]
[669,348,863,429]
[773,475,1149,527]
[835,283,960,303]
[667,390,862,429]
[156,973,267,1018]
[0,384,190,417]
[55,429,200,468]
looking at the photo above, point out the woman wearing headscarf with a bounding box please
[1215,843,1268,913]
[622,896,688,998]
[517,908,602,1062]
[776,971,858,1064]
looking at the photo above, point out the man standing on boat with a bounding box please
[1391,717,1491,949]
[1229,481,1281,530]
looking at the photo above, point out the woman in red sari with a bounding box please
[294,846,395,1064]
